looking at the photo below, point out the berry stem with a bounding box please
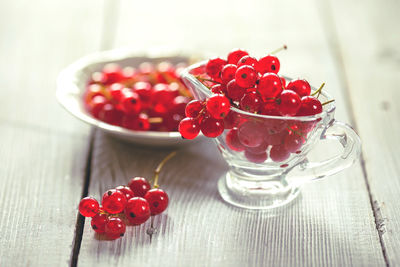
[148,117,163,124]
[153,151,177,188]
[269,44,287,55]
[321,99,335,106]
[311,82,325,97]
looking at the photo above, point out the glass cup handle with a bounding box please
[287,119,362,186]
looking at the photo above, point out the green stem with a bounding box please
[269,44,287,55]
[153,151,177,188]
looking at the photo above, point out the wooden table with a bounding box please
[1,0,399,266]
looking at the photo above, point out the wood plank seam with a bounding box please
[317,0,390,265]
[70,129,95,267]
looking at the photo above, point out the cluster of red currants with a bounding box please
[179,47,332,164]
[84,62,192,132]
[78,152,175,240]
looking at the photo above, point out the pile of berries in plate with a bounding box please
[84,61,192,131]
[179,47,332,163]
[78,149,174,240]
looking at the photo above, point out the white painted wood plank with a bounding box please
[78,0,385,266]
[0,0,104,265]
[326,0,400,265]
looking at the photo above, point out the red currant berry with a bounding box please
[225,128,245,151]
[284,133,305,153]
[237,121,264,147]
[210,84,226,94]
[179,117,200,139]
[237,56,258,69]
[239,91,262,113]
[235,65,257,88]
[257,55,280,74]
[227,49,249,65]
[124,197,151,225]
[257,73,283,99]
[98,104,124,126]
[172,96,190,116]
[226,79,246,101]
[144,189,169,215]
[296,96,322,116]
[245,141,269,154]
[115,186,135,200]
[121,91,142,115]
[128,177,151,197]
[270,144,290,162]
[206,57,227,80]
[102,63,124,85]
[286,79,311,97]
[200,116,224,138]
[91,213,108,233]
[152,83,179,104]
[221,64,237,84]
[244,150,268,163]
[105,217,126,240]
[206,94,231,119]
[88,95,108,119]
[264,130,288,146]
[260,100,280,116]
[223,111,243,129]
[133,81,152,102]
[101,189,127,214]
[277,90,301,116]
[185,100,204,118]
[122,113,150,131]
[78,197,99,217]
[108,83,125,102]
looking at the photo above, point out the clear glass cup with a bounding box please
[181,61,362,210]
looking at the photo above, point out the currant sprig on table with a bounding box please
[78,151,176,240]
[178,46,334,164]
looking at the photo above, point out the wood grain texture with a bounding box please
[0,0,103,265]
[77,0,386,266]
[324,0,400,265]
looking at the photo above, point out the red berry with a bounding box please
[264,130,288,146]
[220,64,237,84]
[245,141,269,154]
[235,65,257,88]
[210,84,226,94]
[122,113,150,131]
[108,83,125,102]
[120,91,141,115]
[223,111,243,129]
[244,150,268,163]
[79,197,99,217]
[133,81,152,102]
[185,100,204,118]
[144,189,169,215]
[270,145,290,162]
[128,177,151,197]
[101,189,127,214]
[225,128,245,151]
[257,55,280,74]
[227,49,249,65]
[239,91,262,113]
[206,57,227,80]
[115,186,135,200]
[237,56,258,69]
[206,94,231,119]
[200,116,224,138]
[226,79,246,101]
[124,197,151,225]
[286,79,311,97]
[152,83,178,104]
[88,95,108,118]
[179,117,200,139]
[260,100,280,116]
[105,217,126,240]
[284,133,305,153]
[102,63,124,85]
[91,213,108,233]
[296,96,323,116]
[277,90,301,116]
[237,121,264,147]
[172,96,190,115]
[98,104,124,126]
[257,73,283,99]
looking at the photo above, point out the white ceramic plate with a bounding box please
[56,48,204,146]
